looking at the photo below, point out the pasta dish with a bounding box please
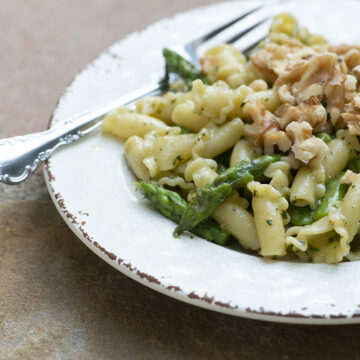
[102,14,360,264]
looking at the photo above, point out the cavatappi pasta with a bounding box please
[103,13,360,264]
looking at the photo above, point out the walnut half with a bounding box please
[286,121,328,165]
[244,100,280,146]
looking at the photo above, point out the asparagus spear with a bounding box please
[313,173,348,221]
[315,132,332,144]
[288,205,313,226]
[136,182,230,245]
[355,157,360,173]
[162,48,208,89]
[216,162,227,175]
[175,154,282,234]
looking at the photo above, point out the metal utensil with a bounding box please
[0,5,271,184]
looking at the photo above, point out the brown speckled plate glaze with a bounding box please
[44,0,360,324]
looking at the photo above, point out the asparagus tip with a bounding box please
[173,226,182,238]
[135,181,143,192]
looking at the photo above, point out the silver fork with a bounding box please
[0,4,271,185]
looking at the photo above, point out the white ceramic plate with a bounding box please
[44,0,360,324]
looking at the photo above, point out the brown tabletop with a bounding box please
[2,1,360,359]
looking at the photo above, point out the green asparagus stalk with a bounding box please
[216,162,227,175]
[355,157,360,173]
[136,182,230,245]
[315,132,332,144]
[313,173,348,221]
[162,48,208,89]
[175,154,282,235]
[288,205,313,226]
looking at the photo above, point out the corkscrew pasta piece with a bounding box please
[192,117,245,159]
[264,161,292,196]
[213,194,260,250]
[103,108,169,139]
[323,138,351,182]
[248,181,288,256]
[290,166,318,209]
[230,139,262,167]
[171,100,209,132]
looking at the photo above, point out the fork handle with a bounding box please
[0,82,161,185]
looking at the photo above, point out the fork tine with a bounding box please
[188,4,265,49]
[225,16,270,44]
[235,17,271,54]
[241,35,267,54]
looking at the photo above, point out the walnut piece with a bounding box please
[277,84,296,105]
[341,113,360,135]
[200,55,217,75]
[286,121,328,165]
[279,97,327,131]
[324,66,346,126]
[340,94,360,135]
[244,100,280,146]
[292,53,337,103]
[231,39,360,161]
[351,65,360,82]
[343,48,360,69]
[250,42,309,84]
[250,47,279,84]
[263,131,292,154]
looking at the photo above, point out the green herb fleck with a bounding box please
[173,155,183,166]
[308,244,319,252]
[266,219,273,226]
[180,126,193,134]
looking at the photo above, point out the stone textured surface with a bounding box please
[2,0,360,359]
